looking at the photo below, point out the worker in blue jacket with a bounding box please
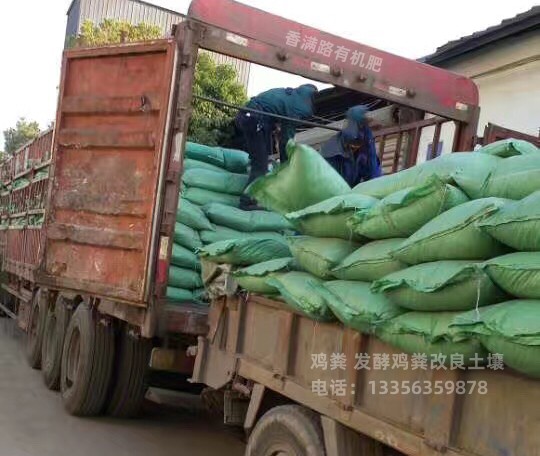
[320,105,382,187]
[236,84,318,209]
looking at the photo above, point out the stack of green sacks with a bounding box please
[236,138,540,377]
[171,141,295,305]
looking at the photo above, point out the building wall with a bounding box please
[440,30,540,137]
[65,0,251,87]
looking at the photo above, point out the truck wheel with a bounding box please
[60,303,114,416]
[106,326,152,418]
[246,405,325,456]
[26,289,47,369]
[42,295,74,390]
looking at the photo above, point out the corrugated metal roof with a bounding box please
[422,6,540,65]
[66,0,251,87]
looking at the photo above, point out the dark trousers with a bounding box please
[236,111,274,184]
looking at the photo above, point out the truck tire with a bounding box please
[246,405,325,456]
[42,295,73,391]
[26,289,47,369]
[60,303,114,416]
[106,326,152,418]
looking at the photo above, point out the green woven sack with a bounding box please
[392,198,509,264]
[185,141,249,173]
[353,152,499,199]
[173,223,202,252]
[288,236,359,279]
[171,243,200,271]
[199,237,290,266]
[166,286,196,302]
[247,141,350,215]
[371,261,506,311]
[484,252,540,299]
[200,225,285,245]
[176,198,213,231]
[266,272,334,321]
[168,265,203,290]
[477,191,540,251]
[182,168,248,196]
[377,312,485,363]
[454,154,540,200]
[477,139,539,158]
[332,239,406,281]
[183,187,240,208]
[183,158,228,173]
[349,177,469,239]
[315,281,406,333]
[452,300,540,377]
[233,257,297,294]
[204,203,292,232]
[286,193,377,240]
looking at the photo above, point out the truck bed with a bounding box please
[193,294,540,456]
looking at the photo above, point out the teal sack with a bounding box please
[183,158,228,173]
[477,139,539,158]
[332,239,406,281]
[177,198,213,231]
[200,224,285,245]
[182,168,248,195]
[317,280,406,333]
[350,177,468,239]
[377,312,485,363]
[286,193,377,240]
[372,261,506,311]
[288,236,359,279]
[168,265,203,290]
[233,257,297,294]
[199,237,290,266]
[166,286,195,302]
[171,243,200,271]
[477,191,540,251]
[266,272,334,322]
[183,187,240,207]
[452,300,540,378]
[484,252,540,299]
[247,141,350,214]
[185,141,249,173]
[205,203,292,232]
[174,223,202,252]
[392,198,509,264]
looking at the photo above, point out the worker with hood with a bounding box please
[320,105,382,187]
[236,84,318,209]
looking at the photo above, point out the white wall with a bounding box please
[442,31,540,137]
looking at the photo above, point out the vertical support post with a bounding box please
[432,121,442,158]
[392,132,403,172]
[455,106,480,151]
[154,21,201,299]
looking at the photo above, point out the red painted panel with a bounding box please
[40,41,176,305]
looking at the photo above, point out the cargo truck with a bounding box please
[1,0,536,438]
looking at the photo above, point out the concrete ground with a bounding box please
[0,318,245,456]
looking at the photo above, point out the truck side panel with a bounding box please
[39,41,176,305]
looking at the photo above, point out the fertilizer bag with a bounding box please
[233,257,297,294]
[168,265,203,290]
[452,300,540,378]
[288,236,359,279]
[199,237,291,266]
[183,187,240,208]
[266,272,334,321]
[176,198,213,231]
[204,203,292,232]
[171,244,200,270]
[477,139,539,158]
[484,252,540,299]
[315,280,406,333]
[185,141,249,173]
[349,177,469,239]
[199,225,285,245]
[182,168,248,195]
[247,141,350,214]
[391,198,509,264]
[371,261,506,311]
[286,193,377,240]
[332,238,407,281]
[173,222,202,251]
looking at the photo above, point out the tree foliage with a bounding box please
[189,53,247,146]
[3,118,40,154]
[69,19,162,47]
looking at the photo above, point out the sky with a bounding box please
[0,0,536,147]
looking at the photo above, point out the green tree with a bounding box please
[3,118,40,154]
[69,19,162,47]
[189,53,247,146]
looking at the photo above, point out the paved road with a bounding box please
[0,318,245,456]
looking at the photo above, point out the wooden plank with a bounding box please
[244,383,265,430]
[321,416,384,456]
[47,224,144,250]
[273,310,295,376]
